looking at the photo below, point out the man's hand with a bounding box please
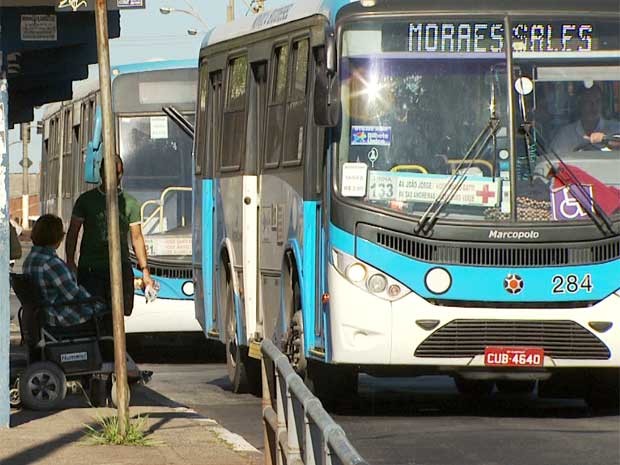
[586,132,607,145]
[141,268,155,290]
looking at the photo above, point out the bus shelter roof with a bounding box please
[1,1,121,126]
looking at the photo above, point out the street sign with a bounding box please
[19,158,33,169]
[117,0,145,9]
[55,0,121,12]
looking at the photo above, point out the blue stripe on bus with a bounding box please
[302,201,319,354]
[134,271,193,301]
[202,179,215,335]
[329,224,620,303]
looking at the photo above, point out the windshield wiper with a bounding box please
[163,105,194,138]
[415,117,501,236]
[522,123,616,237]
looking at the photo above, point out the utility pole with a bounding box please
[227,0,234,22]
[20,123,30,230]
[94,0,130,436]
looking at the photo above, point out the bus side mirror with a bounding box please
[84,106,103,184]
[314,36,339,128]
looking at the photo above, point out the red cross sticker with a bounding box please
[476,184,496,204]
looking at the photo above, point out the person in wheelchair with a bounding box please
[23,214,110,332]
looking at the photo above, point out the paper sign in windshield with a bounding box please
[342,162,368,197]
[145,236,192,256]
[351,126,392,146]
[551,184,594,220]
[368,171,501,207]
[150,116,169,139]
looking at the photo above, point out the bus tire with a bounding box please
[305,361,357,411]
[585,369,620,412]
[222,263,260,394]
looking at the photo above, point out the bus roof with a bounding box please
[42,59,197,120]
[200,0,351,49]
[111,59,197,77]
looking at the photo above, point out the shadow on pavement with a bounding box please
[2,420,100,465]
[328,375,620,420]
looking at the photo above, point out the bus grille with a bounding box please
[372,229,620,267]
[414,320,610,360]
[148,265,193,280]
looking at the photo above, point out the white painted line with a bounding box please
[209,424,260,453]
[171,405,259,453]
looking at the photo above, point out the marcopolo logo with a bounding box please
[488,230,540,240]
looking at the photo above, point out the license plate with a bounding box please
[484,346,544,367]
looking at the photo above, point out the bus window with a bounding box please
[62,109,73,198]
[208,70,224,175]
[283,38,309,165]
[264,44,289,168]
[221,56,248,171]
[195,64,209,176]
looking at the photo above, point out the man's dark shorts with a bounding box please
[78,262,135,316]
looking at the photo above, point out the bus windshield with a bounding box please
[339,18,620,225]
[118,113,195,240]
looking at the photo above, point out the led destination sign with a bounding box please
[408,22,594,53]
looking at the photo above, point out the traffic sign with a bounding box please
[19,158,33,169]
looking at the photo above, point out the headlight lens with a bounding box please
[332,248,411,301]
[346,263,367,283]
[424,267,452,295]
[367,274,388,293]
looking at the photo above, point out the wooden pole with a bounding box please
[94,0,129,436]
[227,0,234,22]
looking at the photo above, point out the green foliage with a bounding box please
[84,414,153,446]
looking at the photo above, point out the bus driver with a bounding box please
[550,84,620,153]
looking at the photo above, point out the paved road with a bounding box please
[139,356,620,465]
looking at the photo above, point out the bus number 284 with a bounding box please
[551,274,593,294]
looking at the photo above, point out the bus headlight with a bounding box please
[346,263,367,283]
[424,267,452,295]
[182,281,195,297]
[368,274,388,293]
[332,248,411,301]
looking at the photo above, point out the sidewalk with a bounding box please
[1,403,262,465]
[5,320,262,465]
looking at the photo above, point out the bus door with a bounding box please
[244,60,268,351]
[206,70,224,337]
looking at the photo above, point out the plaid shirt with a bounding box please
[23,246,103,326]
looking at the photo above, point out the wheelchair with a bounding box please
[9,273,150,410]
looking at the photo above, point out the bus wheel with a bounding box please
[305,361,357,411]
[496,380,536,394]
[224,265,249,393]
[285,310,307,377]
[454,377,495,397]
[585,369,620,412]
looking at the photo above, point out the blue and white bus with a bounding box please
[41,60,201,344]
[193,0,620,406]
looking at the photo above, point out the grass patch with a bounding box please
[84,414,153,446]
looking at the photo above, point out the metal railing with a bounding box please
[139,186,192,233]
[261,339,369,465]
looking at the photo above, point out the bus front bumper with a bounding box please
[327,264,620,369]
[124,296,202,334]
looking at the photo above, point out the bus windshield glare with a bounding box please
[119,114,195,237]
[339,18,620,225]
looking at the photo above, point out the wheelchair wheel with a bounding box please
[9,387,21,408]
[89,376,109,408]
[19,362,67,411]
[109,377,131,408]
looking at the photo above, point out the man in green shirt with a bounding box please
[65,156,154,316]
